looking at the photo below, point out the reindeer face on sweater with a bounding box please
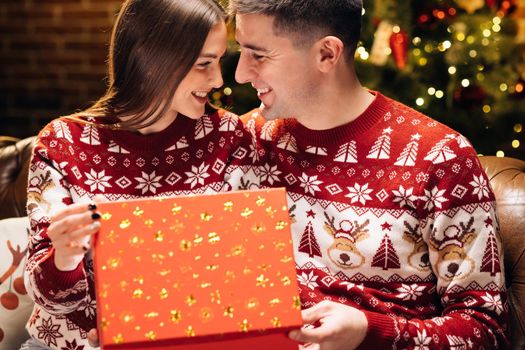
[324,216,370,269]
[429,218,477,282]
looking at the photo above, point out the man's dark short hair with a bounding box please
[229,0,362,59]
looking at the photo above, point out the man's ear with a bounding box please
[315,36,344,73]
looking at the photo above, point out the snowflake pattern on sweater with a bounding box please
[25,110,259,350]
[243,92,509,349]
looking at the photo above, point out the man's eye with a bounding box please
[252,53,265,61]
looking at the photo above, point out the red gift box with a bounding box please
[94,188,302,349]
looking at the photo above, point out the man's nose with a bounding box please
[235,52,253,84]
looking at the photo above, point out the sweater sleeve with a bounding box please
[25,123,90,315]
[358,138,509,349]
[221,110,261,191]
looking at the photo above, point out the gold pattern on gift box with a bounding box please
[134,326,142,331]
[224,201,233,212]
[133,207,144,217]
[273,241,286,251]
[170,310,182,323]
[172,204,182,215]
[101,319,109,330]
[122,313,134,323]
[107,230,116,244]
[132,289,144,299]
[265,206,277,218]
[145,312,159,318]
[101,212,112,221]
[239,319,251,332]
[200,308,213,323]
[211,290,221,304]
[281,256,293,263]
[271,317,281,327]
[243,267,252,275]
[257,263,270,271]
[205,232,220,245]
[154,230,165,242]
[133,276,144,285]
[293,296,301,310]
[241,207,254,218]
[159,269,171,277]
[200,282,212,289]
[192,273,200,279]
[251,223,266,234]
[195,255,202,261]
[186,326,196,337]
[144,219,154,228]
[200,212,213,222]
[269,298,281,307]
[246,298,259,310]
[256,274,269,287]
[113,333,124,344]
[186,294,197,306]
[129,236,144,247]
[231,245,245,256]
[281,276,291,286]
[145,331,156,340]
[275,220,286,230]
[256,196,266,207]
[180,239,192,252]
[159,288,168,299]
[107,257,121,270]
[170,221,184,232]
[206,264,219,271]
[152,253,165,264]
[120,219,131,229]
[193,234,204,246]
[223,305,234,318]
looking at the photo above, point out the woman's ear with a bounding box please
[315,36,345,73]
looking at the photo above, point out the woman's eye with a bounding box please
[197,61,211,68]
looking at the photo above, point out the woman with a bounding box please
[22,1,257,349]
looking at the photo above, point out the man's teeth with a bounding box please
[257,88,271,94]
[193,92,208,98]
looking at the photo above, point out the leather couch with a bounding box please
[0,136,524,349]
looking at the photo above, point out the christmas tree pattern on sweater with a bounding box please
[25,110,259,350]
[243,92,509,349]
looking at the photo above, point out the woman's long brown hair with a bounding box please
[70,0,225,130]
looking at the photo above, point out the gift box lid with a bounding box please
[94,188,302,349]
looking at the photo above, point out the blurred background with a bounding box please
[1,0,524,158]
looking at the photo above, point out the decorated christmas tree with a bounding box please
[216,0,525,158]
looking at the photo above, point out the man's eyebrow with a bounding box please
[240,43,269,52]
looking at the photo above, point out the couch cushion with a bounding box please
[0,217,33,350]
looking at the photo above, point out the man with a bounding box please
[230,0,509,349]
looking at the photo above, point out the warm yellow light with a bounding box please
[469,50,477,58]
[477,73,485,81]
[516,83,524,93]
[496,151,505,157]
[483,29,492,37]
[493,17,502,25]
[500,83,508,92]
[512,140,520,148]
[492,24,501,32]
[448,66,457,75]
[435,90,444,99]
[223,87,232,96]
[466,36,475,44]
[514,124,523,133]
[428,87,436,95]
[418,57,428,66]
[393,26,401,33]
[483,105,491,113]
[481,38,490,46]
[416,98,425,106]
[413,48,421,56]
[461,79,470,87]
[457,33,466,41]
[424,44,433,53]
[413,37,422,45]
